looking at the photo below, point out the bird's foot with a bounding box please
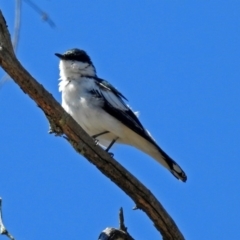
[46,114,63,136]
[108,152,114,157]
[48,125,63,136]
[94,138,99,146]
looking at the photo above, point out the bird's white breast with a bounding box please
[59,77,122,147]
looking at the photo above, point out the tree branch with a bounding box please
[0,198,15,240]
[23,0,56,28]
[0,0,21,86]
[0,10,185,240]
[98,208,134,240]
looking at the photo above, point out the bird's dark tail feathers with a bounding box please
[148,147,187,182]
[168,159,187,182]
[154,147,187,182]
[125,130,187,182]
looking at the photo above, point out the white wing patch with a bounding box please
[100,89,128,111]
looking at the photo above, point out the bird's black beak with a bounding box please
[55,53,64,59]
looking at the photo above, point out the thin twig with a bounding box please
[0,0,55,88]
[12,0,22,51]
[0,198,15,240]
[119,207,127,232]
[23,0,56,28]
[0,0,21,87]
[98,208,134,240]
[118,208,134,240]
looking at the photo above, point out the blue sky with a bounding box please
[1,1,240,239]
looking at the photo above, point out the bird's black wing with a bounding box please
[91,77,187,182]
[92,77,158,147]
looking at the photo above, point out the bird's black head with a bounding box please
[55,48,92,65]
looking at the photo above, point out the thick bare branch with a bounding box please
[0,10,184,240]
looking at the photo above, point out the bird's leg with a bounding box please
[92,131,110,145]
[92,131,109,145]
[92,131,109,138]
[106,137,119,157]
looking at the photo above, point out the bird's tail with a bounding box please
[118,128,187,181]
[132,137,187,182]
[147,146,187,182]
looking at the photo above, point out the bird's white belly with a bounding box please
[62,97,122,147]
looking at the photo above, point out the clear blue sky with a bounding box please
[1,1,240,239]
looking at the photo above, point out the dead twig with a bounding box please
[23,0,56,28]
[0,198,15,240]
[98,208,134,240]
[0,0,55,87]
[0,0,21,86]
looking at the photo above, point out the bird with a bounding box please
[55,48,187,182]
